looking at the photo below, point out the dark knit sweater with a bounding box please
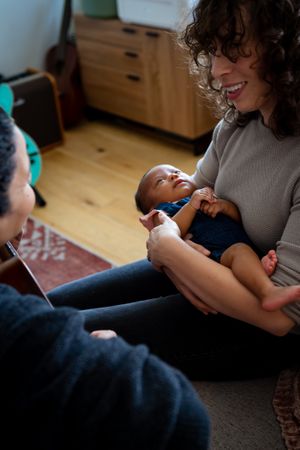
[0,284,210,450]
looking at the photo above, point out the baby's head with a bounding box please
[135,164,195,214]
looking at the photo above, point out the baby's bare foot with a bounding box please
[261,250,277,276]
[262,285,300,311]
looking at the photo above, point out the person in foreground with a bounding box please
[48,0,300,382]
[0,109,210,449]
[135,163,300,311]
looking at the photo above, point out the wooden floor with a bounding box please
[32,117,201,265]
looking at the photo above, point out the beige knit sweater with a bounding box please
[193,117,300,331]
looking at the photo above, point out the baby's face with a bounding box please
[144,164,195,209]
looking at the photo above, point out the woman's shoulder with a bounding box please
[212,118,239,147]
[212,116,276,155]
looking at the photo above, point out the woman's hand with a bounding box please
[146,211,181,270]
[146,211,211,267]
[184,234,211,256]
[139,209,159,231]
[146,213,216,314]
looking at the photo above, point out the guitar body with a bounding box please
[45,41,85,128]
[0,241,53,307]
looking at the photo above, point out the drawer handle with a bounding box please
[122,27,136,34]
[124,51,138,58]
[126,74,141,82]
[145,31,160,38]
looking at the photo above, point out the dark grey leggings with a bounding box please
[48,259,300,380]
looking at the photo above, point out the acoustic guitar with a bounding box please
[45,0,85,128]
[0,241,53,308]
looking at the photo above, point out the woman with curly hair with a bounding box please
[49,0,300,381]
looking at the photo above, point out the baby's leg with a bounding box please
[221,243,300,308]
[221,243,275,300]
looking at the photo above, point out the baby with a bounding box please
[135,164,300,310]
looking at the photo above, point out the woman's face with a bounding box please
[0,126,35,246]
[210,40,276,124]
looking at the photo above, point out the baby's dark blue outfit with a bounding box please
[156,197,260,262]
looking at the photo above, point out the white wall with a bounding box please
[0,0,82,78]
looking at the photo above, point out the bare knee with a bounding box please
[221,243,250,267]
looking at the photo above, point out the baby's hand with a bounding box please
[189,187,216,210]
[139,209,160,231]
[200,200,223,218]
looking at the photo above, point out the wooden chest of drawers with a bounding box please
[74,14,217,143]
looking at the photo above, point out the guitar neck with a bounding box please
[56,0,72,63]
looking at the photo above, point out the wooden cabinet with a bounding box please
[74,14,217,144]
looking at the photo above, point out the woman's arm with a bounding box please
[147,212,295,336]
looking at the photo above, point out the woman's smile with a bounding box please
[224,82,247,101]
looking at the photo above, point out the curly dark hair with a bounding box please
[182,0,300,138]
[0,107,16,216]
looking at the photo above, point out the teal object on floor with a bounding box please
[0,83,42,186]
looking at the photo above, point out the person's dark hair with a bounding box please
[0,108,16,216]
[182,0,300,138]
[135,190,147,214]
[135,168,154,214]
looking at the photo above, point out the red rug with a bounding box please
[273,368,300,449]
[18,217,113,292]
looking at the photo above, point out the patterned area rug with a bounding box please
[273,368,300,449]
[18,217,113,292]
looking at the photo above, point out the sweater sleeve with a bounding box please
[271,178,300,330]
[0,284,210,450]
